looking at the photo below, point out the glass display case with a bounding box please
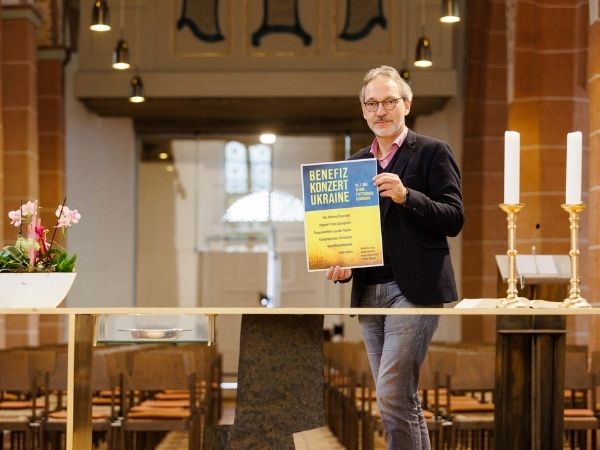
[96,314,210,344]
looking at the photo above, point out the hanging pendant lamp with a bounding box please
[112,39,130,70]
[414,0,432,68]
[90,0,111,31]
[414,37,433,67]
[440,0,461,23]
[399,67,411,82]
[129,75,145,103]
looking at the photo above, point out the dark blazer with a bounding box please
[348,128,464,307]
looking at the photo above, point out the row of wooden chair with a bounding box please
[0,348,55,450]
[0,343,222,450]
[324,341,600,450]
[118,346,222,450]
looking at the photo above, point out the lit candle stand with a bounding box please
[560,203,590,308]
[498,203,530,308]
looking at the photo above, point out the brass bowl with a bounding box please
[119,328,191,339]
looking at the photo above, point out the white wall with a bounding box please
[136,142,202,308]
[64,55,136,307]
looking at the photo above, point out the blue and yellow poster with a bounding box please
[301,159,383,271]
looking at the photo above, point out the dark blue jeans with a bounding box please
[358,282,440,450]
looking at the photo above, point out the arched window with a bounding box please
[222,190,303,223]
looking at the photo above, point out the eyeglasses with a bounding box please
[363,98,403,112]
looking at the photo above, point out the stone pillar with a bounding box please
[226,315,325,449]
[509,0,588,344]
[461,0,589,344]
[1,6,40,228]
[37,49,66,232]
[1,5,41,347]
[510,0,587,257]
[588,7,600,350]
[0,0,4,349]
[461,0,509,342]
[37,48,67,344]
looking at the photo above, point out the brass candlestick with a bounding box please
[498,203,530,308]
[560,203,591,308]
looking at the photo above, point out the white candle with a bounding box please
[566,131,582,204]
[504,131,520,204]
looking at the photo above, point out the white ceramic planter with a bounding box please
[0,272,76,308]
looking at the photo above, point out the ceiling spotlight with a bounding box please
[414,37,433,68]
[260,133,277,144]
[90,0,111,32]
[129,75,145,103]
[112,39,130,70]
[440,0,461,23]
[158,152,169,160]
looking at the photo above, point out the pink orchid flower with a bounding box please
[21,201,37,216]
[8,210,22,226]
[55,206,81,228]
[8,201,39,227]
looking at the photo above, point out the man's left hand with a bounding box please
[373,173,408,204]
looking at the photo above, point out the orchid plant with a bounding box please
[0,199,81,273]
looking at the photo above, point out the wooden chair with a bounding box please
[154,344,223,443]
[563,348,598,450]
[119,350,199,450]
[419,348,454,450]
[186,345,222,422]
[323,341,368,450]
[590,349,600,413]
[424,345,459,417]
[351,344,378,450]
[323,342,349,446]
[445,349,495,450]
[214,350,223,421]
[343,345,365,450]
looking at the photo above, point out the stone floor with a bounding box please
[152,398,349,450]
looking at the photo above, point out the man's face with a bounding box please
[361,76,411,140]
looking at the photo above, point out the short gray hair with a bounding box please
[359,65,413,103]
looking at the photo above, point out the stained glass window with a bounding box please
[249,144,272,192]
[224,141,248,194]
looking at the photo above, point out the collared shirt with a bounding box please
[369,126,409,169]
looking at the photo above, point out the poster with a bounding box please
[301,159,383,271]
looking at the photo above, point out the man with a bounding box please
[326,65,464,450]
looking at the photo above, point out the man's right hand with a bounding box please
[326,266,352,282]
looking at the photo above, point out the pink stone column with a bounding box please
[588,11,600,350]
[1,5,41,347]
[461,0,509,342]
[37,49,67,344]
[509,0,588,344]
